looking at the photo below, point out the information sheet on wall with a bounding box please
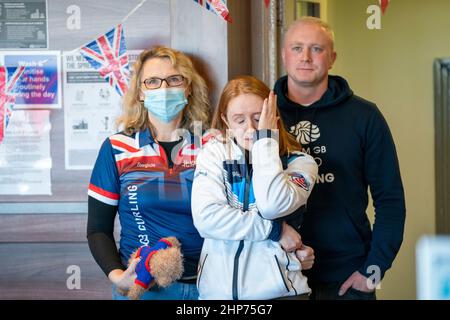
[0,0,48,49]
[63,49,141,170]
[0,110,51,195]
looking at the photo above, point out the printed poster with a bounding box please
[63,50,142,170]
[0,0,48,49]
[0,50,61,109]
[0,109,51,195]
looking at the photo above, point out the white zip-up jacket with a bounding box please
[192,132,318,300]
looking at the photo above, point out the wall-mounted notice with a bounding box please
[0,50,61,109]
[0,0,48,49]
[62,50,141,170]
[0,109,51,195]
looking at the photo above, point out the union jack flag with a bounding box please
[79,24,130,97]
[289,172,310,191]
[193,0,232,23]
[0,65,25,145]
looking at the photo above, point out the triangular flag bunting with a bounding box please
[193,0,232,23]
[79,24,130,97]
[379,0,390,14]
[0,65,26,144]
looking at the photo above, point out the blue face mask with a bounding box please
[143,87,188,123]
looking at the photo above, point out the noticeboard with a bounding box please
[0,0,227,209]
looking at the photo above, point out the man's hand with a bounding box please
[296,244,314,270]
[338,271,375,296]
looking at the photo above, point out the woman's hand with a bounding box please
[108,257,140,291]
[296,244,315,270]
[258,91,279,131]
[279,222,302,252]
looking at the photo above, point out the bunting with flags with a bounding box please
[193,0,232,23]
[379,0,390,14]
[79,23,130,97]
[0,65,26,144]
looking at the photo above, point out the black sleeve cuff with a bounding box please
[268,221,282,241]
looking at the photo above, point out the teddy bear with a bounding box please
[117,237,184,300]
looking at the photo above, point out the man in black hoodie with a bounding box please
[274,16,405,300]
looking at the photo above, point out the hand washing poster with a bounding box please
[0,51,61,109]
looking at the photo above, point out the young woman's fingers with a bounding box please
[261,97,268,115]
[272,93,278,113]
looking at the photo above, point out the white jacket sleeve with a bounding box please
[252,135,318,220]
[191,141,275,241]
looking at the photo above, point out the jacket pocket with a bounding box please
[239,246,293,299]
[274,255,290,293]
[301,206,367,258]
[343,206,372,248]
[196,253,208,289]
[196,251,233,299]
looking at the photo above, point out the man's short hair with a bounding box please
[285,16,335,48]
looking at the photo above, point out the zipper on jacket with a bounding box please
[232,162,251,300]
[284,252,297,296]
[243,165,252,212]
[232,241,244,300]
[157,142,174,173]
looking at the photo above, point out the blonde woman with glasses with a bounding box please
[87,46,211,300]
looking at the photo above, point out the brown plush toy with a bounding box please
[117,237,184,300]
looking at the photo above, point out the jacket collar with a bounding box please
[138,128,155,148]
[139,127,197,150]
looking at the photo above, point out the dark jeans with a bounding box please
[309,282,377,300]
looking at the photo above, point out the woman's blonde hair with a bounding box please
[211,75,301,155]
[116,46,210,135]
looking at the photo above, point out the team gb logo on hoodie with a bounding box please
[290,121,321,145]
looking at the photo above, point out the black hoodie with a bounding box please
[274,75,406,284]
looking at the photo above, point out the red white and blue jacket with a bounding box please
[88,128,208,273]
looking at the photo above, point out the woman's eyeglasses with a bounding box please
[142,75,185,90]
